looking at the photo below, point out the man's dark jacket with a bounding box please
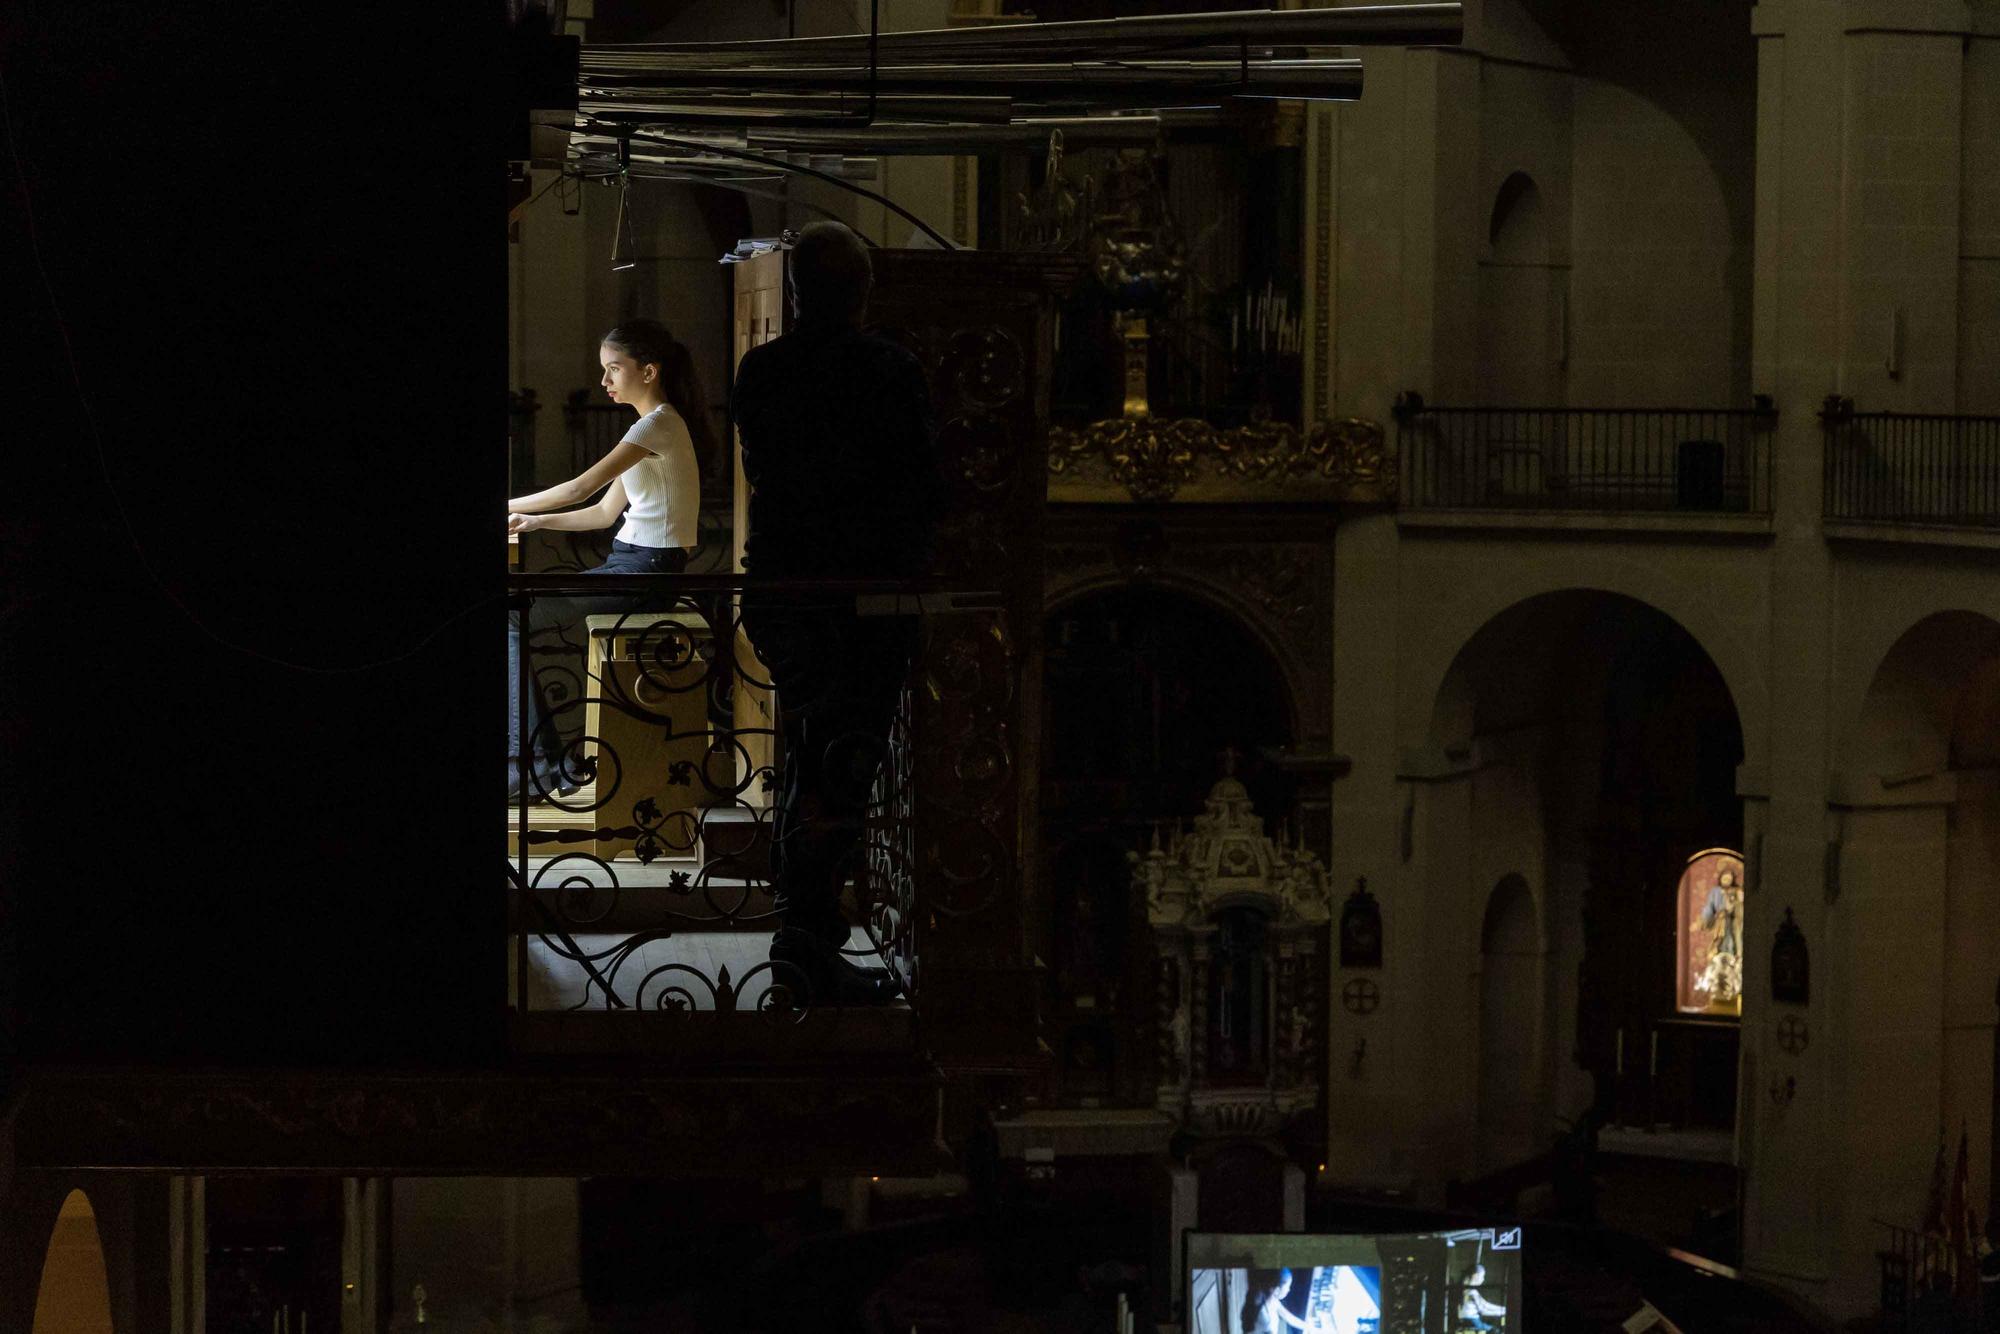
[732,319,938,582]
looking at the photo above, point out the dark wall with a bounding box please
[2,3,506,1068]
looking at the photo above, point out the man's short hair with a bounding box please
[790,220,873,322]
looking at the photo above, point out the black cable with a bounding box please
[568,165,879,245]
[608,123,954,249]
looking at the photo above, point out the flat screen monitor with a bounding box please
[1187,1225,1524,1334]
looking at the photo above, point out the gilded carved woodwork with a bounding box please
[1048,413,1395,504]
[864,250,1079,1067]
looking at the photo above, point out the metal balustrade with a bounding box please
[507,572,1017,1054]
[1395,394,1776,515]
[1821,398,2000,529]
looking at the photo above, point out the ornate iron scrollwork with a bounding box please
[509,583,1012,1027]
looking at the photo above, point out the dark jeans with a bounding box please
[743,601,916,940]
[508,540,688,785]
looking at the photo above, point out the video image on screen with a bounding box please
[1187,1226,1522,1334]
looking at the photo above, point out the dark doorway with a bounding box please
[1041,586,1294,1105]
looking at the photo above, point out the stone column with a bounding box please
[1745,1,1972,1313]
[169,1176,204,1334]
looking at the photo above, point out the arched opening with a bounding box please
[31,1190,114,1334]
[1040,585,1296,1106]
[1488,172,1547,258]
[1674,848,1745,1016]
[1477,171,1562,407]
[1429,589,1745,1253]
[1839,611,2000,1267]
[1478,873,1541,1170]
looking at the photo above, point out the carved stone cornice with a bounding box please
[1048,415,1395,504]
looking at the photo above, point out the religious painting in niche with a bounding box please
[1676,847,1745,1016]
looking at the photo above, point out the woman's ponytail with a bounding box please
[602,319,719,472]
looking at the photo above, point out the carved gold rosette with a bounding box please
[1048,415,1396,504]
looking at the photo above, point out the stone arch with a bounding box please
[1410,570,1760,772]
[1411,584,1748,1170]
[1482,872,1540,954]
[1046,572,1307,746]
[1837,608,2000,1236]
[1842,609,2000,777]
[1478,171,1560,405]
[1487,171,1549,264]
[30,1189,114,1334]
[1422,585,1750,763]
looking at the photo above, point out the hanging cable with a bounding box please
[609,124,953,249]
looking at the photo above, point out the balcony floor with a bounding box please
[508,851,914,1060]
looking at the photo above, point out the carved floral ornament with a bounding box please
[1048,414,1397,504]
[1135,770,1331,930]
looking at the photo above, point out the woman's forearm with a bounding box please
[508,480,585,513]
[530,505,614,532]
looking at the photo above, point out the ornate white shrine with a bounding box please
[1135,757,1330,1139]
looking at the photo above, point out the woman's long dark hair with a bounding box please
[601,320,719,473]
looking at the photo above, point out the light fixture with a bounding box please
[610,139,637,271]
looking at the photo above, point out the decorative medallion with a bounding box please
[1775,1015,1809,1055]
[1341,978,1381,1016]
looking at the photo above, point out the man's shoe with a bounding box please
[769,926,900,1006]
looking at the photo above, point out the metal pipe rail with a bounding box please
[736,110,1228,153]
[576,59,1365,123]
[581,57,1364,89]
[580,4,1461,69]
[573,111,1239,157]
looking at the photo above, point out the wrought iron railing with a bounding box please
[507,572,1016,1043]
[1821,398,2000,528]
[1874,1216,1986,1331]
[1394,394,1776,514]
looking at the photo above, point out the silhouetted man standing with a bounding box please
[733,221,937,1004]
